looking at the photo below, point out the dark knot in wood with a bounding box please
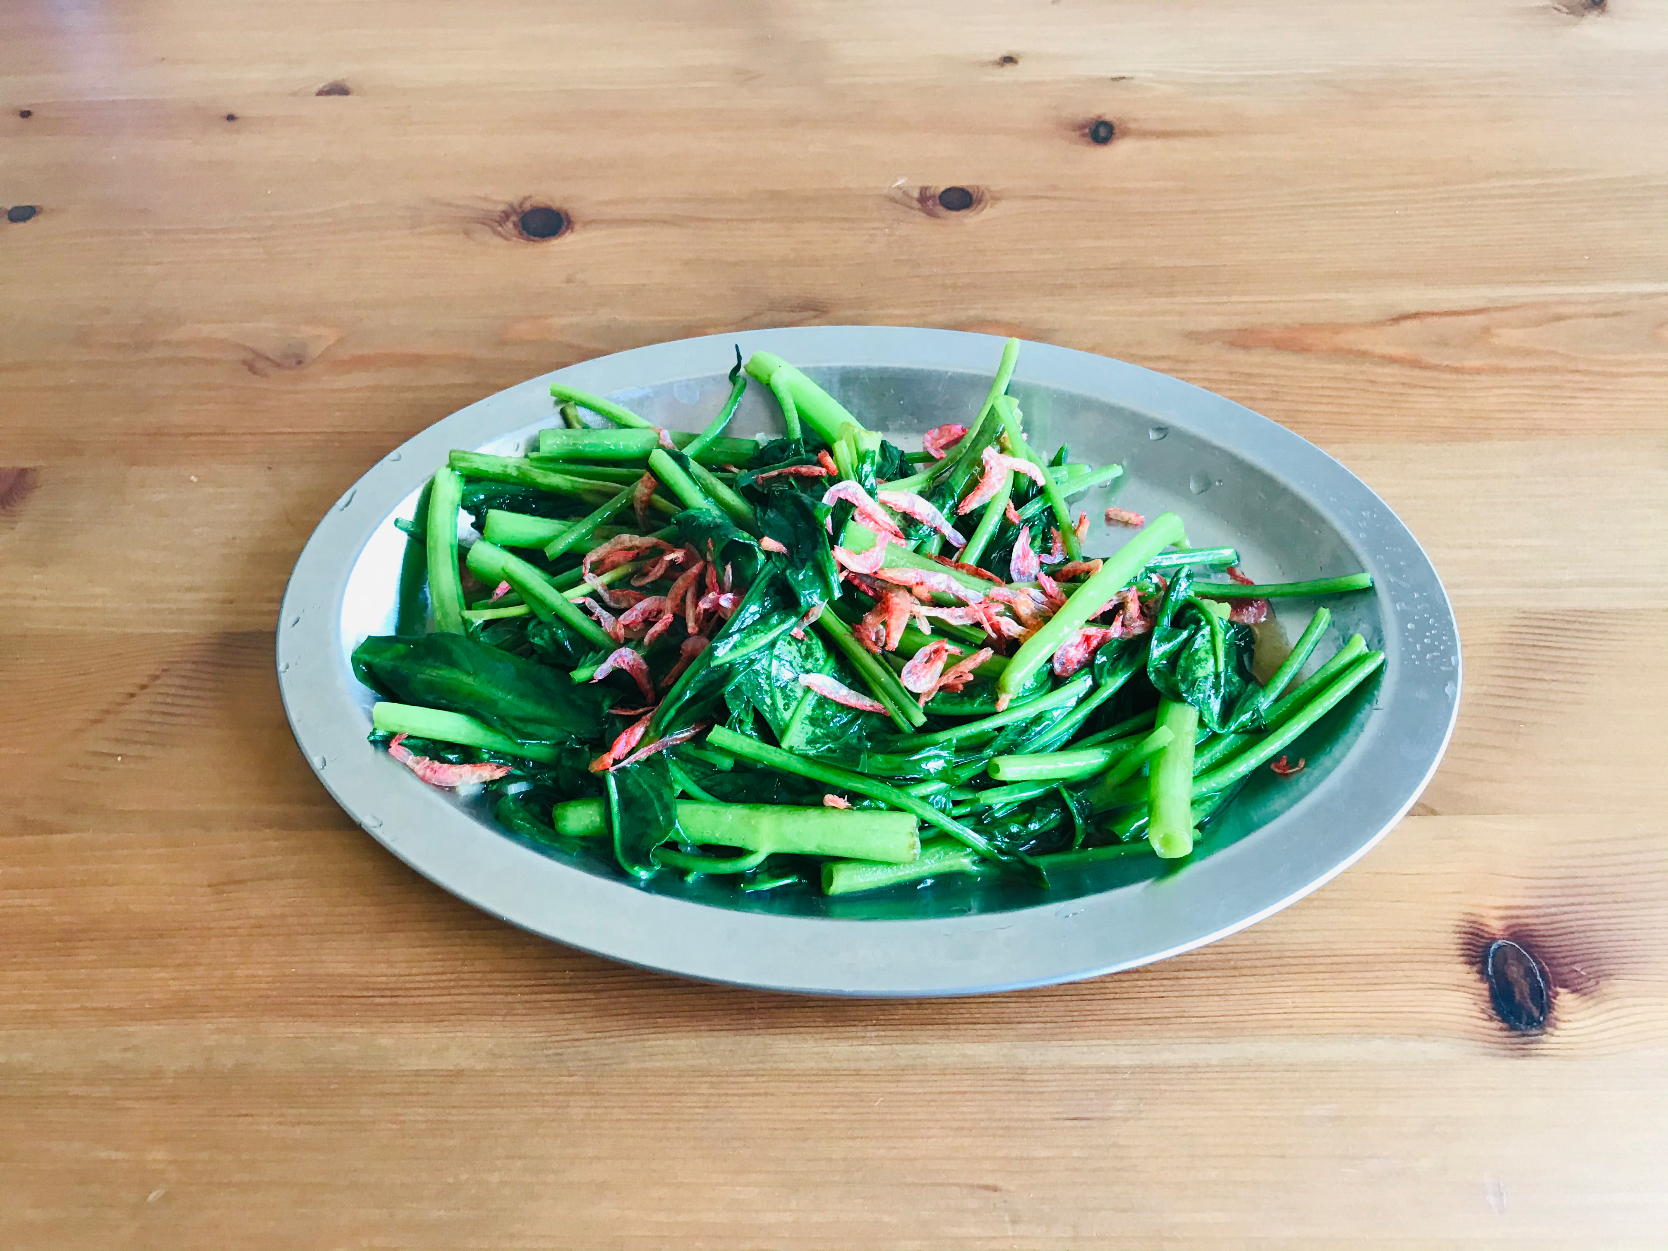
[1484,939,1550,1034]
[7,205,39,223]
[517,206,568,240]
[316,80,352,96]
[1088,119,1116,145]
[0,467,41,514]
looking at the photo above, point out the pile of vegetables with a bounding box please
[353,339,1381,896]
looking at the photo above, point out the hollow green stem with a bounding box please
[646,447,719,515]
[558,401,586,429]
[999,512,1186,705]
[1085,725,1177,810]
[1147,701,1200,859]
[1145,546,1240,571]
[1191,652,1386,795]
[957,467,1012,567]
[1074,706,1159,750]
[425,467,466,633]
[994,395,1081,561]
[744,352,857,445]
[552,797,921,863]
[813,611,926,731]
[684,360,750,458]
[683,455,758,532]
[1265,634,1368,725]
[547,382,655,429]
[371,702,560,764]
[465,539,616,651]
[705,726,994,856]
[447,451,636,505]
[536,487,635,559]
[976,337,1021,428]
[987,743,1132,784]
[1193,572,1374,599]
[535,427,757,467]
[822,838,993,896]
[890,673,1092,750]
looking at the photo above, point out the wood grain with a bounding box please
[2,0,1665,1246]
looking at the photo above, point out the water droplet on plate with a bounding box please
[1188,472,1213,495]
[337,489,356,510]
[290,616,301,627]
[386,450,402,462]
[363,815,383,829]
[1148,426,1169,441]
[315,755,328,769]
[278,662,290,673]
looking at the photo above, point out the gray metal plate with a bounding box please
[277,327,1460,996]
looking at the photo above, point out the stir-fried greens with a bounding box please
[354,340,1381,896]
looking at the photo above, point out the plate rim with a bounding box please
[276,326,1461,996]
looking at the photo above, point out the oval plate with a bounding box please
[278,327,1460,996]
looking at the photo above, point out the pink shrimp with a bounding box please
[631,472,658,529]
[643,611,678,645]
[488,581,513,602]
[1004,500,1023,525]
[922,423,968,458]
[588,712,653,772]
[789,603,824,640]
[935,647,993,695]
[833,540,889,575]
[822,794,854,809]
[1104,506,1145,528]
[584,571,645,611]
[590,647,656,704]
[799,673,888,714]
[577,597,627,644]
[1270,755,1306,777]
[986,584,1048,629]
[584,533,674,579]
[753,465,831,484]
[1054,560,1102,580]
[1052,626,1118,678]
[617,596,671,638]
[957,446,1047,515]
[1036,570,1068,611]
[822,481,906,541]
[667,564,705,635]
[1044,527,1066,566]
[900,639,962,703]
[1223,565,1271,624]
[613,722,709,771]
[1074,511,1090,542]
[656,427,678,451]
[631,544,695,587]
[759,535,789,554]
[660,634,710,688]
[927,553,1004,584]
[855,589,916,653]
[869,565,987,605]
[877,490,967,547]
[386,734,512,788]
[1009,524,1041,582]
[816,449,839,475]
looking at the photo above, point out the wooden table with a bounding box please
[4,1,1665,1246]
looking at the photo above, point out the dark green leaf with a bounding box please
[607,753,679,879]
[352,632,608,747]
[672,507,761,589]
[757,491,840,610]
[1145,567,1262,732]
[459,482,592,529]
